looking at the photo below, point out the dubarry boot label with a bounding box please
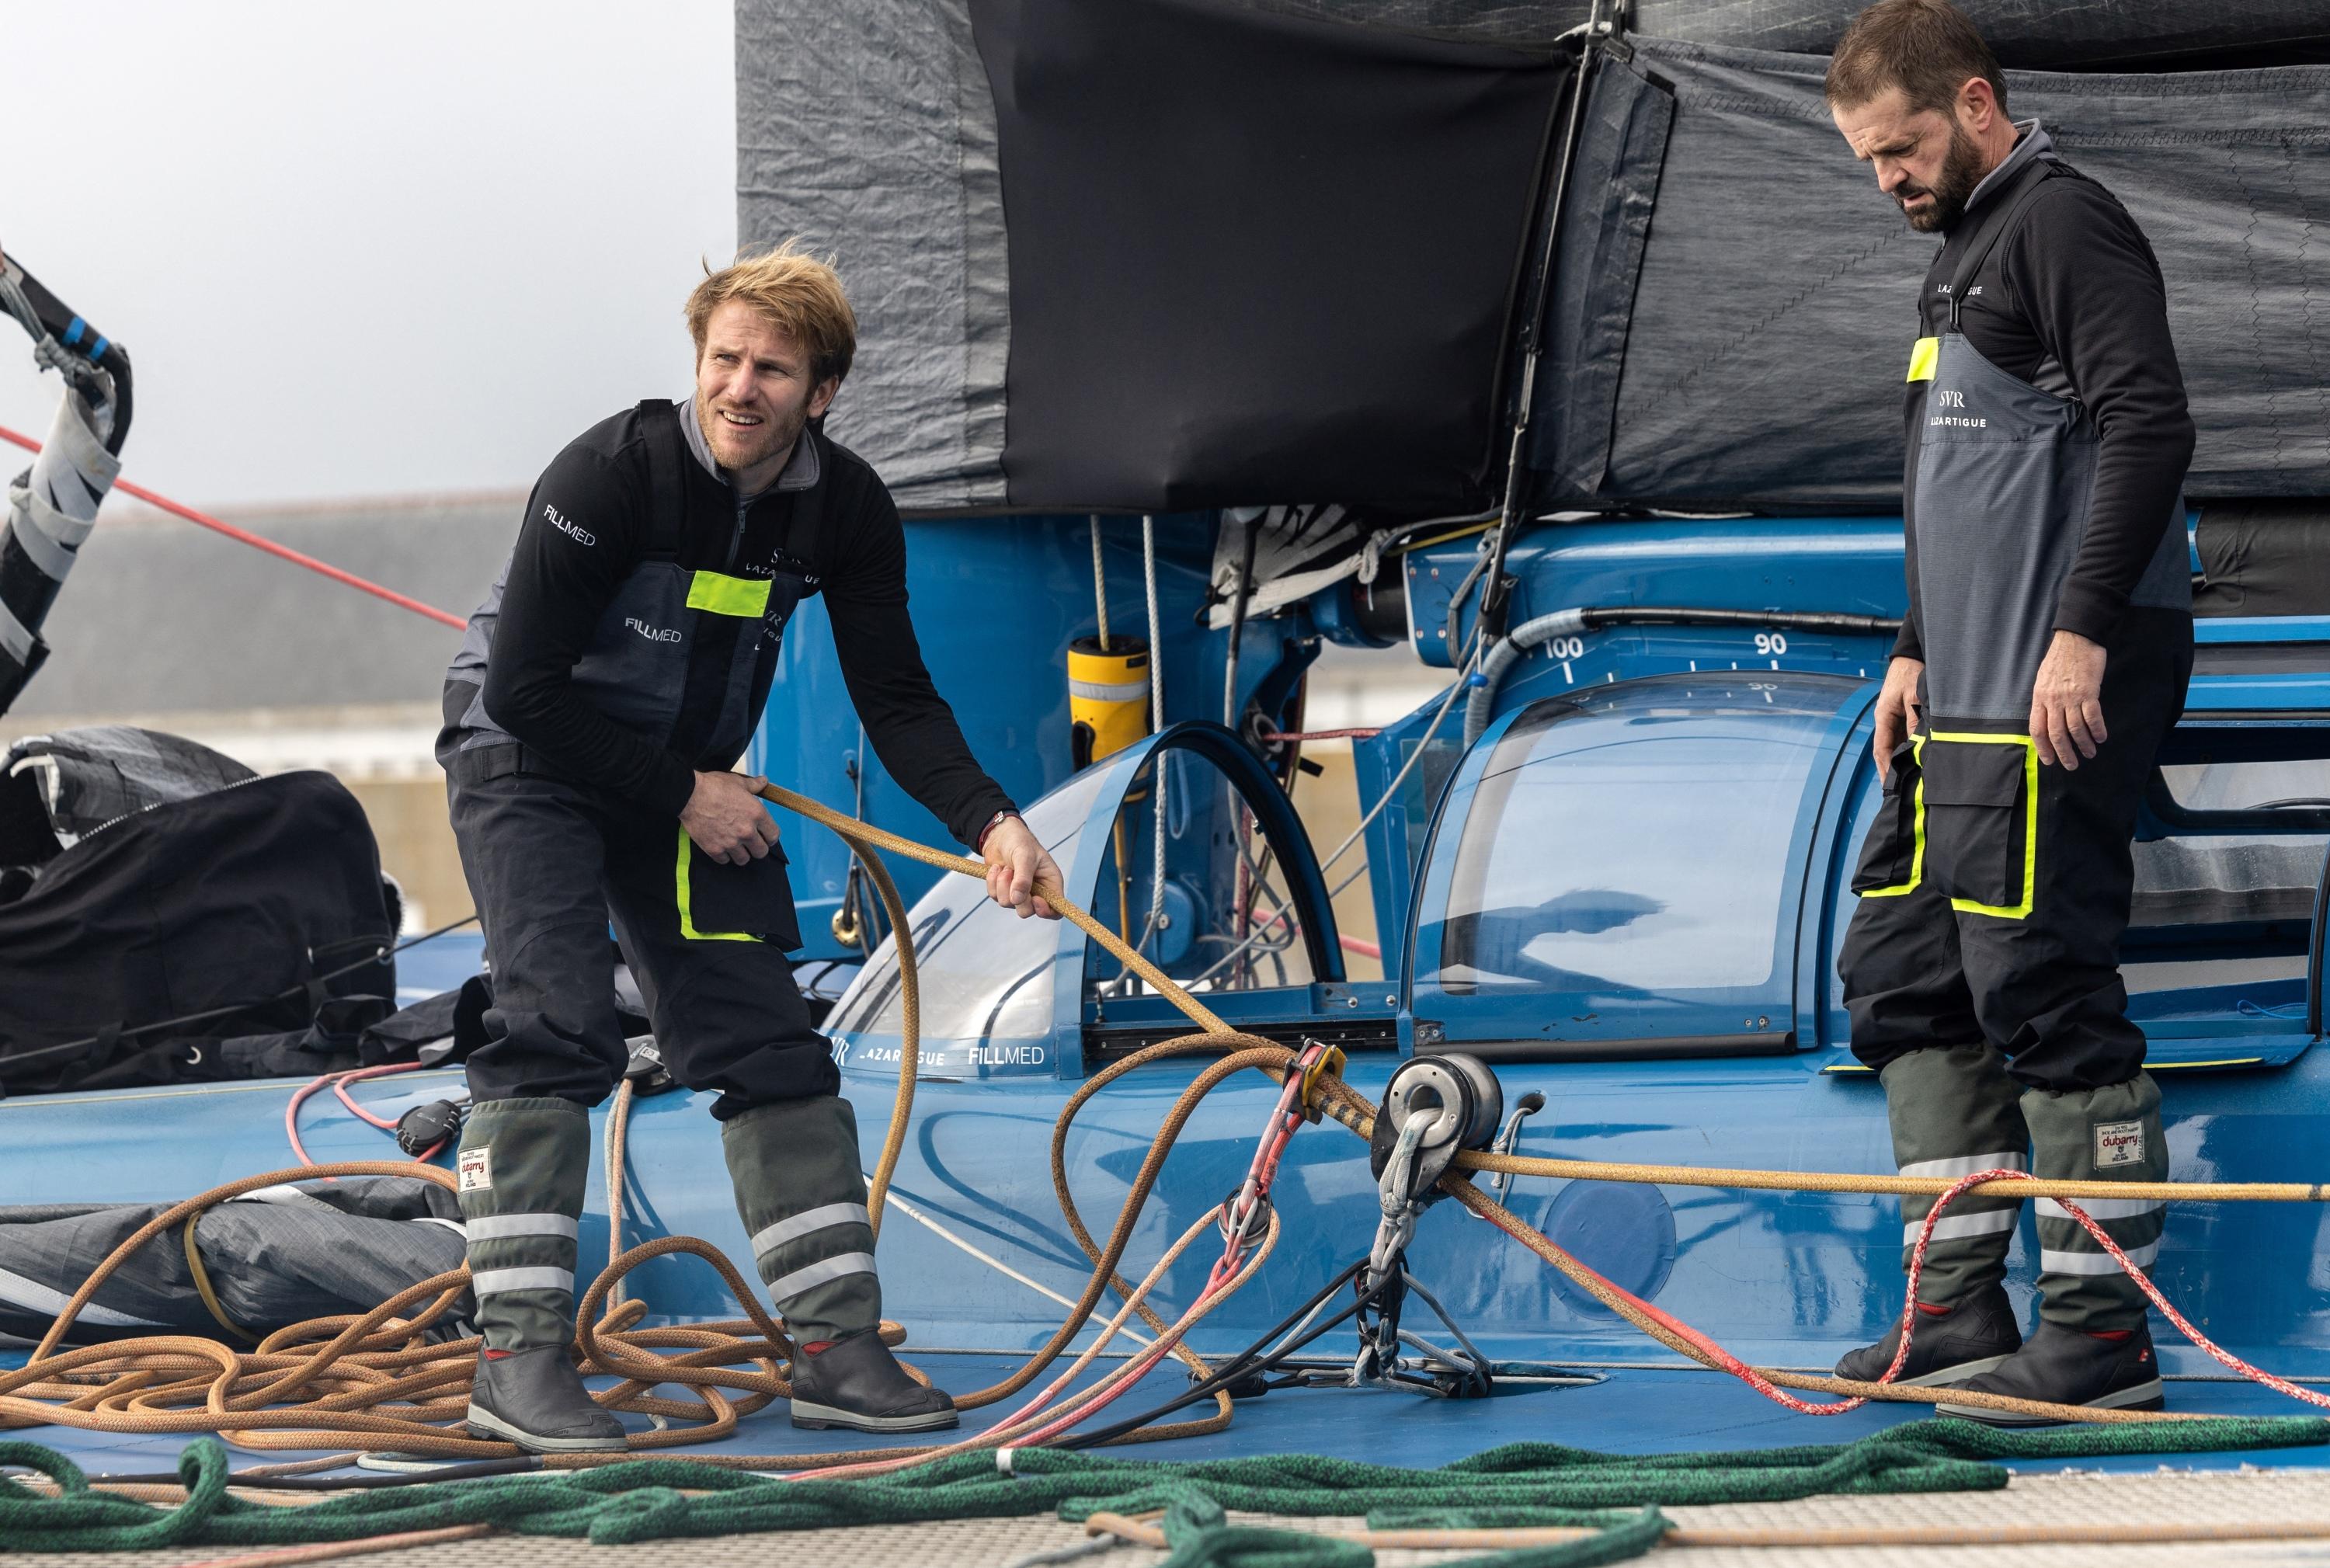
[459,1146,493,1192]
[2094,1121,2145,1168]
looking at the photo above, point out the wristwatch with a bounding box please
[976,809,1021,854]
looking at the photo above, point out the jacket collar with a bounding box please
[676,396,822,499]
[1957,120,2054,226]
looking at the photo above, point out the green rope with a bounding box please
[2,1418,2323,1564]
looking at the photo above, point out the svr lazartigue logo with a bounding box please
[625,617,682,643]
[1929,387,1986,429]
[544,502,596,547]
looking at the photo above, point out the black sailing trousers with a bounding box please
[450,769,836,1115]
[1840,610,2193,1091]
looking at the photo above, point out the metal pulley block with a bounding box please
[1368,1052,1504,1205]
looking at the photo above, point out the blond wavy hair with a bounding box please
[684,239,857,386]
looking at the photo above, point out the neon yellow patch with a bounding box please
[686,572,772,618]
[1926,731,2039,920]
[1857,735,1925,899]
[1906,336,1939,383]
[676,826,760,943]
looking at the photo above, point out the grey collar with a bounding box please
[678,395,821,499]
[1960,120,2053,221]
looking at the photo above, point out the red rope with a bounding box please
[287,1062,444,1166]
[1481,1163,2330,1418]
[0,422,468,629]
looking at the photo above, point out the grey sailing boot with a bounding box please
[1835,1042,2029,1385]
[723,1096,957,1433]
[457,1097,624,1452]
[1942,1075,2169,1422]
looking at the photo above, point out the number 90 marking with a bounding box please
[1754,631,1789,656]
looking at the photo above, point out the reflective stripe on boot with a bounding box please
[457,1097,590,1353]
[1880,1042,2029,1306]
[2025,1073,2168,1332]
[723,1096,881,1344]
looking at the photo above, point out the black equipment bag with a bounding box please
[0,766,398,1091]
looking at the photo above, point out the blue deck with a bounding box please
[9,1352,2327,1479]
[10,1012,2330,1483]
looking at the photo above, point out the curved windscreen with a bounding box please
[824,766,1111,1072]
[1419,673,1861,1052]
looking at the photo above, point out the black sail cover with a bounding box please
[1532,41,2330,509]
[739,0,1564,513]
[736,0,2330,513]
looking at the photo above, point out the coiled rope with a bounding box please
[9,781,2330,1472]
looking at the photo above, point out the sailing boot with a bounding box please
[1837,1282,2021,1386]
[1942,1076,2168,1423]
[457,1097,625,1452]
[723,1096,957,1433]
[1834,1042,2028,1385]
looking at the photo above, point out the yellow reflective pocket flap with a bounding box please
[685,572,772,618]
[1906,336,1939,383]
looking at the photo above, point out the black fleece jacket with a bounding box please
[478,406,1014,846]
[1897,134,2195,661]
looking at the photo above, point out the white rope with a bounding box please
[868,1180,1155,1347]
[1182,624,1480,988]
[1089,516,1110,653]
[1141,514,1168,955]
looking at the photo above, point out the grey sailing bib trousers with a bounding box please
[1838,156,2193,1331]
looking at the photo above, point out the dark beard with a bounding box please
[1896,123,1987,233]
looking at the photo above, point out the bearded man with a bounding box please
[1827,0,2196,1419]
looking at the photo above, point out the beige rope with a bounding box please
[1083,1510,2330,1552]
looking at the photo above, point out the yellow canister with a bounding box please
[1069,636,1152,769]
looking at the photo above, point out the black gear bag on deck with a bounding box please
[0,730,399,1092]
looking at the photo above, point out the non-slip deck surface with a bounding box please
[29,1470,2330,1568]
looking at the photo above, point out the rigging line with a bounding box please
[1180,632,1478,991]
[1088,515,1109,653]
[871,1183,1156,1348]
[1139,513,1168,958]
[0,422,468,629]
[1320,621,1481,876]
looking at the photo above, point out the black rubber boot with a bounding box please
[788,1330,958,1433]
[1836,1282,2022,1387]
[464,1345,627,1452]
[1937,1319,2165,1424]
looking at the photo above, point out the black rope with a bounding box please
[0,913,480,1080]
[1057,1257,1383,1450]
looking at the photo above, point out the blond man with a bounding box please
[435,245,1060,1451]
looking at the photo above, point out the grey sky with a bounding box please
[1,2,736,508]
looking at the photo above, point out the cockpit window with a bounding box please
[1433,674,1854,1001]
